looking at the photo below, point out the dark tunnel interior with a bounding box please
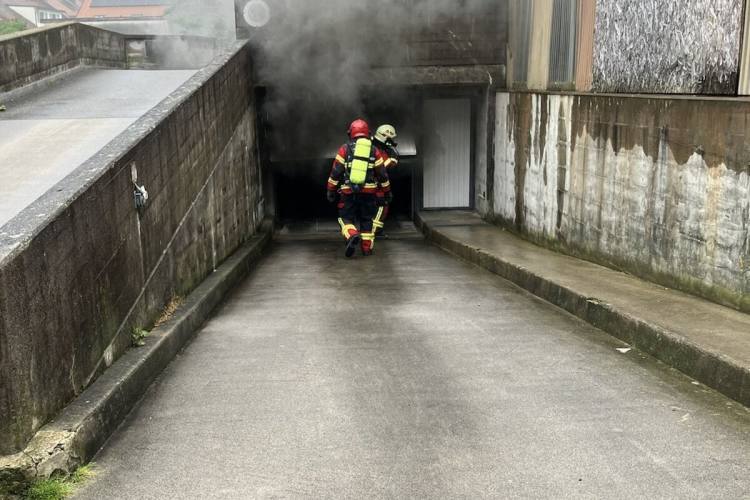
[257,87,421,223]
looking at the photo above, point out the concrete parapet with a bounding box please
[0,41,264,454]
[0,227,271,496]
[0,23,126,94]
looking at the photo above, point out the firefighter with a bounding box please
[372,124,399,237]
[326,119,392,257]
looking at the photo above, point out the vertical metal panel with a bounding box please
[739,0,750,94]
[549,0,578,88]
[422,99,472,209]
[508,0,532,86]
[527,0,554,89]
[592,0,742,94]
[575,0,595,91]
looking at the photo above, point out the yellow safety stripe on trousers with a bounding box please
[379,181,391,189]
[335,154,346,164]
[327,177,339,187]
[338,218,357,239]
[372,207,385,229]
[361,232,375,249]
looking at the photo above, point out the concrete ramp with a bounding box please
[74,228,750,499]
[0,68,195,228]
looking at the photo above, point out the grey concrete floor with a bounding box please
[0,68,196,228]
[75,230,750,499]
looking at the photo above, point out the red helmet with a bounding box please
[348,119,370,139]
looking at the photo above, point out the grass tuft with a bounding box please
[25,465,96,500]
[70,464,96,484]
[25,478,73,500]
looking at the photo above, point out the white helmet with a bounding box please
[374,124,397,144]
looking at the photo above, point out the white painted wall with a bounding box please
[9,6,38,26]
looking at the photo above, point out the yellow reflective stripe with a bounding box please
[340,221,357,239]
[361,233,375,241]
[328,178,338,186]
[335,154,345,163]
[364,183,378,188]
[374,158,384,166]
[380,181,391,188]
[373,207,385,230]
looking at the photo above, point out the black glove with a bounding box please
[384,191,393,205]
[327,190,338,203]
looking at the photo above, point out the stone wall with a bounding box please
[0,41,264,454]
[486,91,749,312]
[0,23,125,93]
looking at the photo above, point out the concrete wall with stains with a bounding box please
[0,42,264,454]
[0,23,126,94]
[487,91,750,312]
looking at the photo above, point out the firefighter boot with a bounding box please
[346,233,361,258]
[339,219,361,258]
[361,234,374,256]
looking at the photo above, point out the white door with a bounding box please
[422,99,472,208]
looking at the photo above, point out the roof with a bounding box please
[45,0,80,16]
[76,0,168,17]
[0,3,34,23]
[90,0,168,5]
[1,0,57,8]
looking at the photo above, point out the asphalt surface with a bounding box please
[76,226,750,499]
[0,68,196,228]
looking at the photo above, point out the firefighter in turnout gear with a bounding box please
[327,119,392,257]
[372,124,399,237]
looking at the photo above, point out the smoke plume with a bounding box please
[238,0,497,158]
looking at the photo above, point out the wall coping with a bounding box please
[501,88,750,104]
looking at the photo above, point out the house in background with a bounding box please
[76,0,169,19]
[74,0,170,35]
[0,3,34,28]
[0,0,78,26]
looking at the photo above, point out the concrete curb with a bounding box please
[0,226,272,497]
[416,214,750,409]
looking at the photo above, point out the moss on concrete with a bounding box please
[484,214,750,314]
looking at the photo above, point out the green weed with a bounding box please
[25,464,96,500]
[131,327,150,347]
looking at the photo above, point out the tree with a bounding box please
[0,19,27,36]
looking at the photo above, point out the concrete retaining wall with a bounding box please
[485,91,750,312]
[0,23,126,93]
[0,41,264,454]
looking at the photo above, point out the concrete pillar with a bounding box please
[526,0,554,90]
[574,0,596,91]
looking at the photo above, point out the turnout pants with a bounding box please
[338,193,382,252]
